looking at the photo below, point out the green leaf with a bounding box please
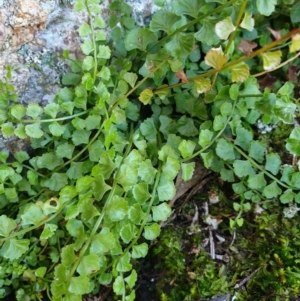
[138,159,157,185]
[233,160,255,177]
[116,164,138,191]
[25,124,44,138]
[49,122,65,137]
[123,72,138,88]
[116,252,132,272]
[90,227,116,254]
[76,176,93,194]
[265,153,281,175]
[139,88,153,105]
[93,175,111,201]
[44,103,60,118]
[0,239,30,260]
[14,124,27,138]
[77,253,100,275]
[172,0,203,18]
[26,103,43,118]
[152,203,171,222]
[1,121,15,137]
[69,275,90,295]
[125,28,157,51]
[263,181,282,198]
[44,173,68,191]
[231,63,250,83]
[96,152,116,179]
[0,215,16,237]
[162,156,180,181]
[240,12,254,31]
[273,96,297,124]
[40,223,58,240]
[261,51,281,71]
[150,10,180,34]
[199,129,214,148]
[97,45,111,59]
[216,138,235,161]
[82,56,94,70]
[132,243,148,258]
[157,182,176,201]
[194,78,211,94]
[21,204,46,226]
[62,73,81,86]
[220,103,232,117]
[179,140,196,158]
[78,22,91,37]
[291,172,300,188]
[205,47,228,70]
[165,33,195,59]
[249,141,265,163]
[177,116,198,136]
[72,130,91,145]
[67,162,83,179]
[132,182,151,204]
[81,40,94,55]
[215,17,236,40]
[290,33,300,53]
[247,172,266,189]
[128,204,145,224]
[5,187,18,200]
[194,19,219,46]
[56,143,75,159]
[74,0,85,11]
[0,165,14,181]
[280,189,294,204]
[35,267,47,278]
[234,127,253,151]
[94,15,105,28]
[220,167,235,182]
[181,162,195,181]
[201,151,214,169]
[291,2,300,23]
[113,276,125,296]
[10,104,26,120]
[120,223,138,243]
[143,223,161,240]
[256,0,277,16]
[61,245,77,267]
[125,269,137,289]
[106,196,128,221]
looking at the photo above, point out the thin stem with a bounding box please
[20,111,89,124]
[231,143,294,190]
[154,28,300,93]
[136,0,239,63]
[69,126,134,276]
[182,98,238,162]
[110,57,170,111]
[253,51,300,78]
[224,0,247,54]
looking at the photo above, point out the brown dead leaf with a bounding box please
[267,27,282,40]
[175,70,189,83]
[287,65,300,81]
[257,73,277,91]
[238,40,258,56]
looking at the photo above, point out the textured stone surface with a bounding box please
[0,0,88,104]
[0,0,158,103]
[0,0,157,150]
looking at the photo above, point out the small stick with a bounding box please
[229,227,236,246]
[209,226,215,260]
[234,267,260,289]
